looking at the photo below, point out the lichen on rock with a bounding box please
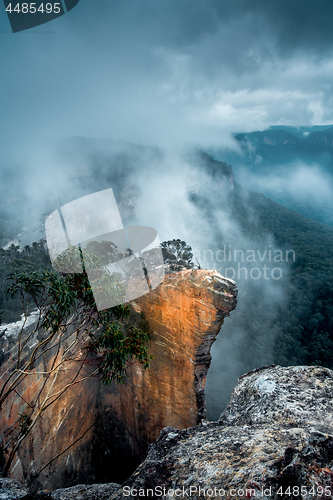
[110,365,333,500]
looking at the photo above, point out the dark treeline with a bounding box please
[0,240,51,323]
[230,183,333,368]
[194,155,333,418]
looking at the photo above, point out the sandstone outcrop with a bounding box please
[0,269,237,491]
[110,365,333,500]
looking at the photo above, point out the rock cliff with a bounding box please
[0,269,237,491]
[110,365,333,500]
[2,364,333,500]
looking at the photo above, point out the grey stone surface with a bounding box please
[35,483,120,500]
[0,478,30,499]
[110,365,333,499]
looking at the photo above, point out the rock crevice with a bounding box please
[0,269,237,491]
[110,365,333,500]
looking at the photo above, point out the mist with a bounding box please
[2,0,333,422]
[0,134,293,420]
[232,160,333,199]
[228,161,333,227]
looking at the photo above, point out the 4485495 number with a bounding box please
[6,3,61,14]
[277,485,332,496]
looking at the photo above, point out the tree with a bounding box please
[161,239,194,270]
[0,239,52,323]
[0,245,152,480]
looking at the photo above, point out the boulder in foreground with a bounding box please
[111,365,333,499]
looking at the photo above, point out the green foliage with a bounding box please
[0,242,154,479]
[161,239,194,270]
[18,413,33,436]
[4,245,152,385]
[92,324,151,385]
[0,240,51,323]
[84,240,123,265]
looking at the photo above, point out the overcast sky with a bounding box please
[2,1,332,410]
[1,0,333,163]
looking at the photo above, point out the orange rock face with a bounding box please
[117,270,238,437]
[0,269,237,491]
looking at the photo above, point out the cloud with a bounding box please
[236,161,333,204]
[2,0,333,165]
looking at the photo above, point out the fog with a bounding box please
[1,0,333,419]
[123,147,291,419]
[227,161,333,227]
[0,134,293,418]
